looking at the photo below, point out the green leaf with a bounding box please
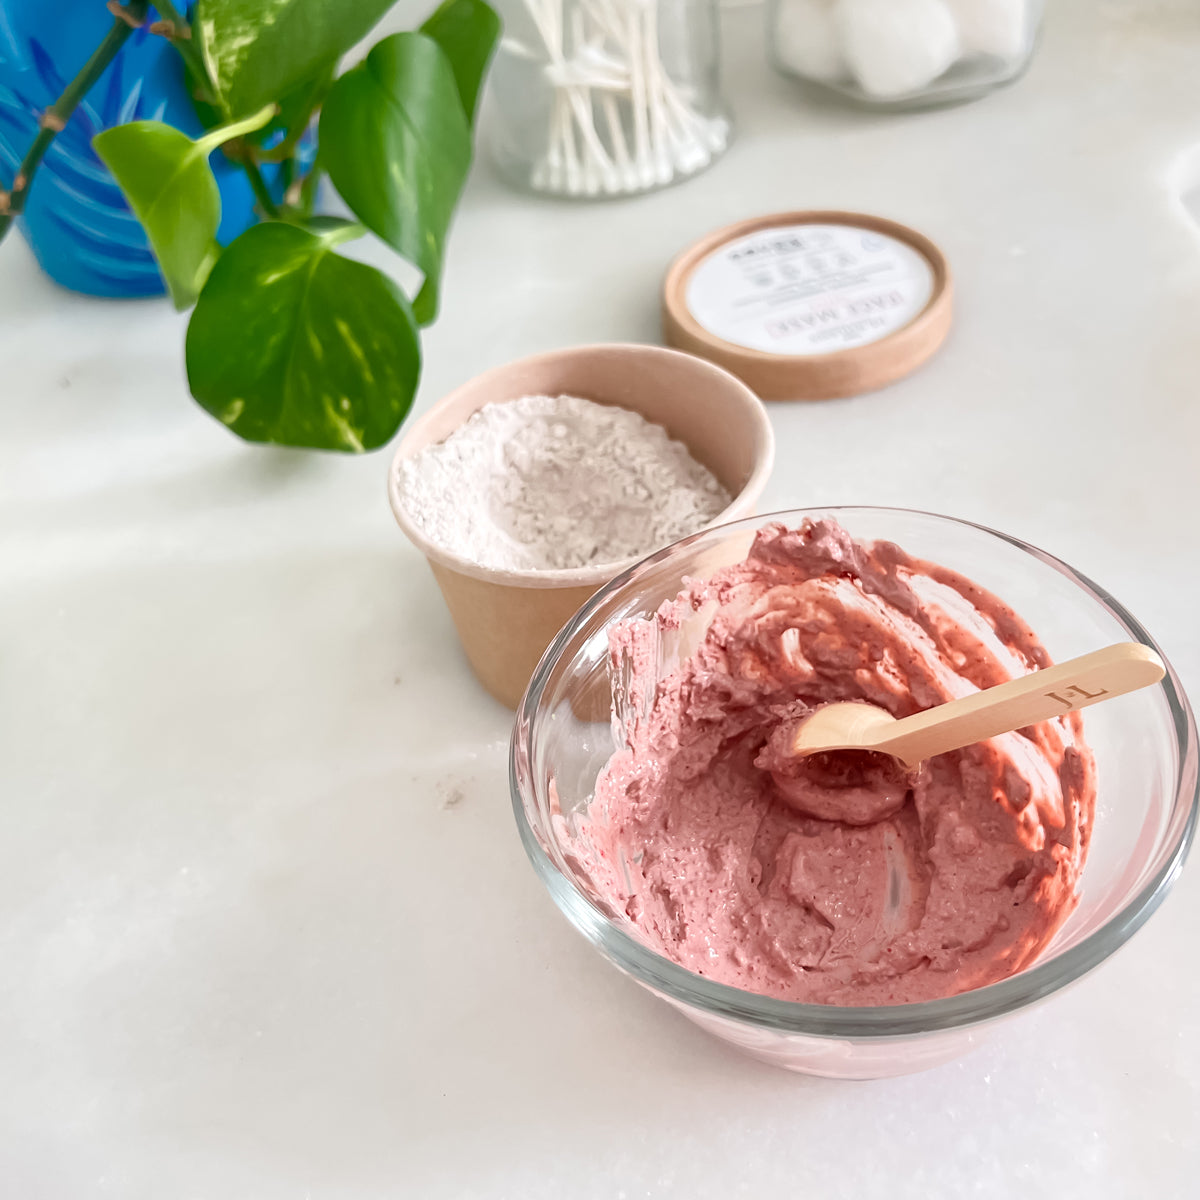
[319,32,472,326]
[94,122,215,308]
[195,0,396,118]
[420,0,501,123]
[185,221,421,452]
[93,106,276,309]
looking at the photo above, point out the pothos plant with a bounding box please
[0,0,501,452]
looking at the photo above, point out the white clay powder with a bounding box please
[395,394,732,571]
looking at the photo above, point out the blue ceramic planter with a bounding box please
[0,1,282,297]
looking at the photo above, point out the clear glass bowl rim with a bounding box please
[510,506,1199,1039]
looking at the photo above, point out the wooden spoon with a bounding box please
[786,642,1165,770]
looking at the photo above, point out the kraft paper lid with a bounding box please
[662,211,953,401]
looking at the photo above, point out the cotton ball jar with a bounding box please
[768,0,1041,108]
[947,0,1032,62]
[772,0,846,84]
[836,0,959,99]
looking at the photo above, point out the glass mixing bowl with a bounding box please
[510,508,1198,1078]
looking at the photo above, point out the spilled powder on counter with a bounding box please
[395,394,731,571]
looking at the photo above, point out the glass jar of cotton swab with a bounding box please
[486,0,732,198]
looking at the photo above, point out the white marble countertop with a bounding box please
[3,1,1199,1195]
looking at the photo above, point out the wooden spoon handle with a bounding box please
[873,642,1165,765]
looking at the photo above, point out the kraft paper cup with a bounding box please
[387,343,776,709]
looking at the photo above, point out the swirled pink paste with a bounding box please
[571,519,1096,1006]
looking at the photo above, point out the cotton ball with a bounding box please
[946,0,1030,62]
[773,0,847,84]
[836,0,960,99]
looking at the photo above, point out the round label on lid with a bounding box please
[683,223,936,357]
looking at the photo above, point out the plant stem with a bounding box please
[151,0,210,99]
[0,0,149,243]
[151,1,279,219]
[241,157,281,219]
[196,104,277,154]
[298,159,323,219]
[320,220,365,249]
